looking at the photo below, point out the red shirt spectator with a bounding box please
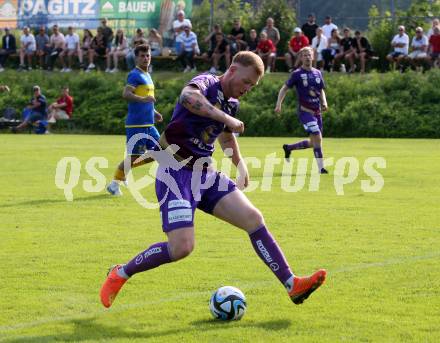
[429,32,440,53]
[289,34,309,53]
[257,38,276,53]
[57,94,73,117]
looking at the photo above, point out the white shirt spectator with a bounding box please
[177,31,198,52]
[65,33,80,50]
[20,34,36,51]
[312,34,328,61]
[322,23,338,39]
[50,33,65,49]
[391,33,409,54]
[411,35,428,50]
[173,19,192,34]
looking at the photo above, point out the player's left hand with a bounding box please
[236,162,249,190]
[155,112,163,122]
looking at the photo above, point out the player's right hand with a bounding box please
[225,117,244,133]
[274,105,282,114]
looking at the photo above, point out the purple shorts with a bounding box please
[298,111,323,135]
[155,166,236,232]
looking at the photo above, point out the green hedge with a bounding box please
[1,69,439,138]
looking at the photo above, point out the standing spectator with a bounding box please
[311,27,327,70]
[261,17,280,49]
[35,26,50,69]
[86,27,108,72]
[429,26,440,68]
[60,26,83,72]
[0,27,16,72]
[47,86,73,132]
[408,27,429,71]
[352,31,373,73]
[301,13,319,43]
[246,29,259,53]
[81,29,94,69]
[321,28,341,72]
[47,25,65,71]
[386,25,409,71]
[177,25,198,72]
[228,18,247,54]
[99,18,114,53]
[336,28,356,72]
[19,26,36,71]
[206,32,231,74]
[256,31,276,73]
[12,85,47,133]
[172,10,192,54]
[322,16,338,40]
[107,29,129,72]
[126,29,147,70]
[285,27,309,72]
[427,18,439,39]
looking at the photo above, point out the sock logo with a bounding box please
[256,240,273,263]
[270,262,280,271]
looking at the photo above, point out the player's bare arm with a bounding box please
[275,84,289,113]
[320,89,328,112]
[154,109,163,122]
[122,85,156,103]
[179,85,244,133]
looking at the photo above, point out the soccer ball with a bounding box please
[209,286,247,321]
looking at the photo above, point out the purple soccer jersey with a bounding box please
[164,73,239,166]
[286,67,325,114]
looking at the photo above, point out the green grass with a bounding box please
[0,135,439,342]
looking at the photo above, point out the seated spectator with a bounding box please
[148,29,163,57]
[203,24,222,55]
[322,15,338,40]
[12,85,47,133]
[429,26,440,68]
[0,27,16,72]
[35,26,50,70]
[427,18,439,39]
[206,31,231,74]
[261,17,280,51]
[256,31,276,73]
[100,18,114,53]
[311,27,327,70]
[301,13,319,43]
[352,30,374,73]
[47,86,73,132]
[408,27,429,71]
[285,27,309,72]
[173,10,192,54]
[81,29,94,69]
[86,27,108,72]
[322,28,341,72]
[228,18,247,54]
[47,24,65,71]
[60,26,83,72]
[386,25,409,72]
[19,26,36,71]
[246,29,259,53]
[336,28,356,72]
[126,28,147,70]
[106,29,128,72]
[177,25,198,72]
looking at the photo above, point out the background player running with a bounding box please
[100,51,326,310]
[275,46,329,174]
[107,44,163,196]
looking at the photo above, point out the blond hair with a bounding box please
[299,46,314,56]
[232,51,265,76]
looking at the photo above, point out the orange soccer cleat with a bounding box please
[289,269,327,305]
[100,264,128,308]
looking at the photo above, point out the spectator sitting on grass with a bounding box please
[12,85,47,133]
[47,86,73,132]
[0,27,17,72]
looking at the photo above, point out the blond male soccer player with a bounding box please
[275,46,329,174]
[100,51,326,308]
[107,44,163,196]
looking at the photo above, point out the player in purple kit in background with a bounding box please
[100,51,326,309]
[275,46,329,174]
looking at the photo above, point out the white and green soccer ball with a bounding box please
[209,286,247,321]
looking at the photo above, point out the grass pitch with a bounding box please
[0,135,439,342]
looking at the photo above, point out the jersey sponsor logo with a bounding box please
[168,199,191,209]
[168,208,192,224]
[316,77,321,84]
[256,240,273,263]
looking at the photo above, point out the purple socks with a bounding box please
[249,225,293,286]
[286,139,310,151]
[313,147,324,170]
[123,242,172,277]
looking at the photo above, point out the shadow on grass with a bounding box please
[0,194,114,208]
[4,318,291,342]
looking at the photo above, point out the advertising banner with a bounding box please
[0,0,18,28]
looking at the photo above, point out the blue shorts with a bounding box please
[389,51,406,58]
[156,166,237,232]
[23,108,45,123]
[126,126,160,155]
[298,111,323,135]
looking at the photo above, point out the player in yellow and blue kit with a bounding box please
[107,44,163,196]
